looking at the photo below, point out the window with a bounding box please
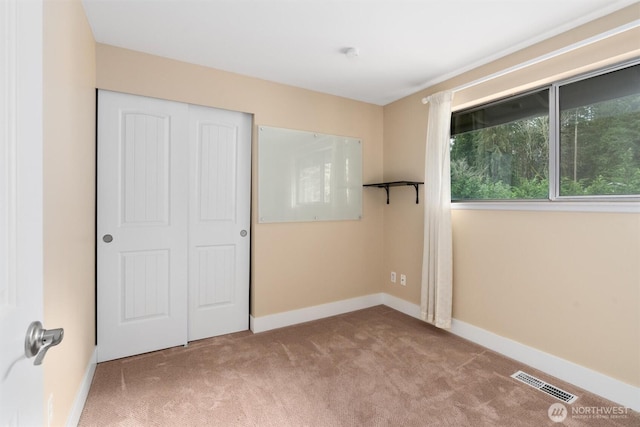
[558,65,640,197]
[450,90,549,200]
[450,61,640,202]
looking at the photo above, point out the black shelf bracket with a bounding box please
[363,181,424,204]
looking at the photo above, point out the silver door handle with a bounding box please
[103,234,113,243]
[24,321,64,366]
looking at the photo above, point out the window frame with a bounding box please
[451,58,640,212]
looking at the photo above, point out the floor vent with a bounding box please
[511,371,578,403]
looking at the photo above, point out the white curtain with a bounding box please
[421,90,453,329]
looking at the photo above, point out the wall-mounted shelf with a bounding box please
[363,181,424,204]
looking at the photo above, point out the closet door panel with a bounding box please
[97,91,189,362]
[188,105,251,341]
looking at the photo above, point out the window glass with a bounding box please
[450,61,640,202]
[558,64,640,197]
[450,90,549,200]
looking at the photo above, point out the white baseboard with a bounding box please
[66,346,97,427]
[250,293,639,411]
[448,318,640,412]
[250,293,384,333]
[381,293,422,319]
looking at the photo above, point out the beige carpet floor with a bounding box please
[79,306,639,426]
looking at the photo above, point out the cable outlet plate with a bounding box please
[400,274,407,286]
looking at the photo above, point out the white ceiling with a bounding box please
[82,0,638,106]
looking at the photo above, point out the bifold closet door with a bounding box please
[97,91,190,362]
[97,91,251,362]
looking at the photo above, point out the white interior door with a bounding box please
[0,0,44,424]
[188,105,251,341]
[97,91,189,362]
[97,92,251,360]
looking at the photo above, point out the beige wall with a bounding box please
[383,4,640,388]
[451,210,639,385]
[95,44,385,318]
[43,0,96,425]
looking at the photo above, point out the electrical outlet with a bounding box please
[400,274,407,286]
[390,272,396,283]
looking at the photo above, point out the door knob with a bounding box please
[24,321,64,366]
[240,230,247,237]
[103,234,113,243]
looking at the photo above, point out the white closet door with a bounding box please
[188,105,251,341]
[97,91,189,362]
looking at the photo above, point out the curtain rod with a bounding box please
[421,19,640,104]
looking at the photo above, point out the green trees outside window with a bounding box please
[450,62,640,201]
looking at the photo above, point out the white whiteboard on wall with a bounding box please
[258,126,362,223]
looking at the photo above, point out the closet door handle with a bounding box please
[103,234,113,243]
[240,230,247,237]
